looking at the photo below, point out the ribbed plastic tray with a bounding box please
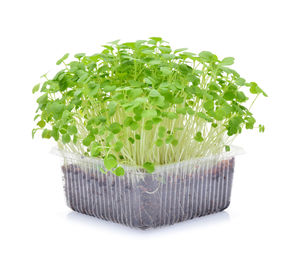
[55,148,241,229]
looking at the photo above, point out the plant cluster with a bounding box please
[32,37,267,175]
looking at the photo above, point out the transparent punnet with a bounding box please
[54,146,243,229]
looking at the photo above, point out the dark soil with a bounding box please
[62,158,234,229]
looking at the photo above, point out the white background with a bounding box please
[1,0,299,255]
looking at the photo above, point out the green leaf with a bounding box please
[51,127,59,141]
[83,134,95,146]
[171,139,178,146]
[149,37,162,43]
[215,108,226,121]
[180,52,196,59]
[128,80,144,88]
[32,128,38,139]
[174,82,184,90]
[194,131,204,142]
[78,72,89,83]
[149,89,161,98]
[33,114,40,121]
[124,116,134,127]
[148,60,162,65]
[32,83,40,94]
[108,101,117,116]
[161,54,176,61]
[74,53,86,59]
[142,109,157,118]
[227,116,243,136]
[114,141,123,152]
[199,51,217,63]
[37,120,45,128]
[208,82,221,92]
[95,116,107,125]
[47,102,64,119]
[42,129,52,139]
[186,107,195,115]
[155,139,163,147]
[130,121,139,130]
[220,66,239,76]
[109,122,122,134]
[179,64,193,74]
[143,162,155,173]
[204,100,214,111]
[236,91,248,102]
[158,126,166,138]
[250,82,259,94]
[129,88,143,98]
[197,112,213,122]
[159,46,172,53]
[106,133,114,144]
[220,57,234,66]
[37,93,48,105]
[91,143,102,157]
[62,133,71,144]
[104,154,117,170]
[98,126,106,136]
[166,112,178,119]
[225,145,231,152]
[245,116,256,129]
[59,128,67,134]
[144,77,153,84]
[103,85,116,92]
[133,105,143,115]
[236,78,246,86]
[259,124,265,133]
[176,107,187,115]
[87,83,99,97]
[165,135,174,144]
[108,39,120,45]
[223,91,235,101]
[249,82,268,97]
[160,67,172,75]
[128,137,135,144]
[174,48,188,54]
[56,53,69,65]
[152,117,162,124]
[67,125,77,135]
[151,95,165,106]
[144,120,153,130]
[133,97,147,106]
[113,166,125,176]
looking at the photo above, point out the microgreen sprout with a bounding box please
[32,37,267,174]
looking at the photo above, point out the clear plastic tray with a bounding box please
[54,147,242,229]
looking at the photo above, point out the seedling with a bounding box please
[33,37,267,174]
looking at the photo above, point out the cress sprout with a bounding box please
[32,37,267,174]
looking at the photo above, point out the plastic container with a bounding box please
[55,147,242,229]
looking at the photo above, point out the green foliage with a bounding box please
[33,37,267,175]
[143,162,155,173]
[104,154,117,170]
[56,53,69,65]
[259,124,265,133]
[112,166,125,176]
[194,132,204,142]
[114,141,123,152]
[32,84,40,94]
[109,123,122,134]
